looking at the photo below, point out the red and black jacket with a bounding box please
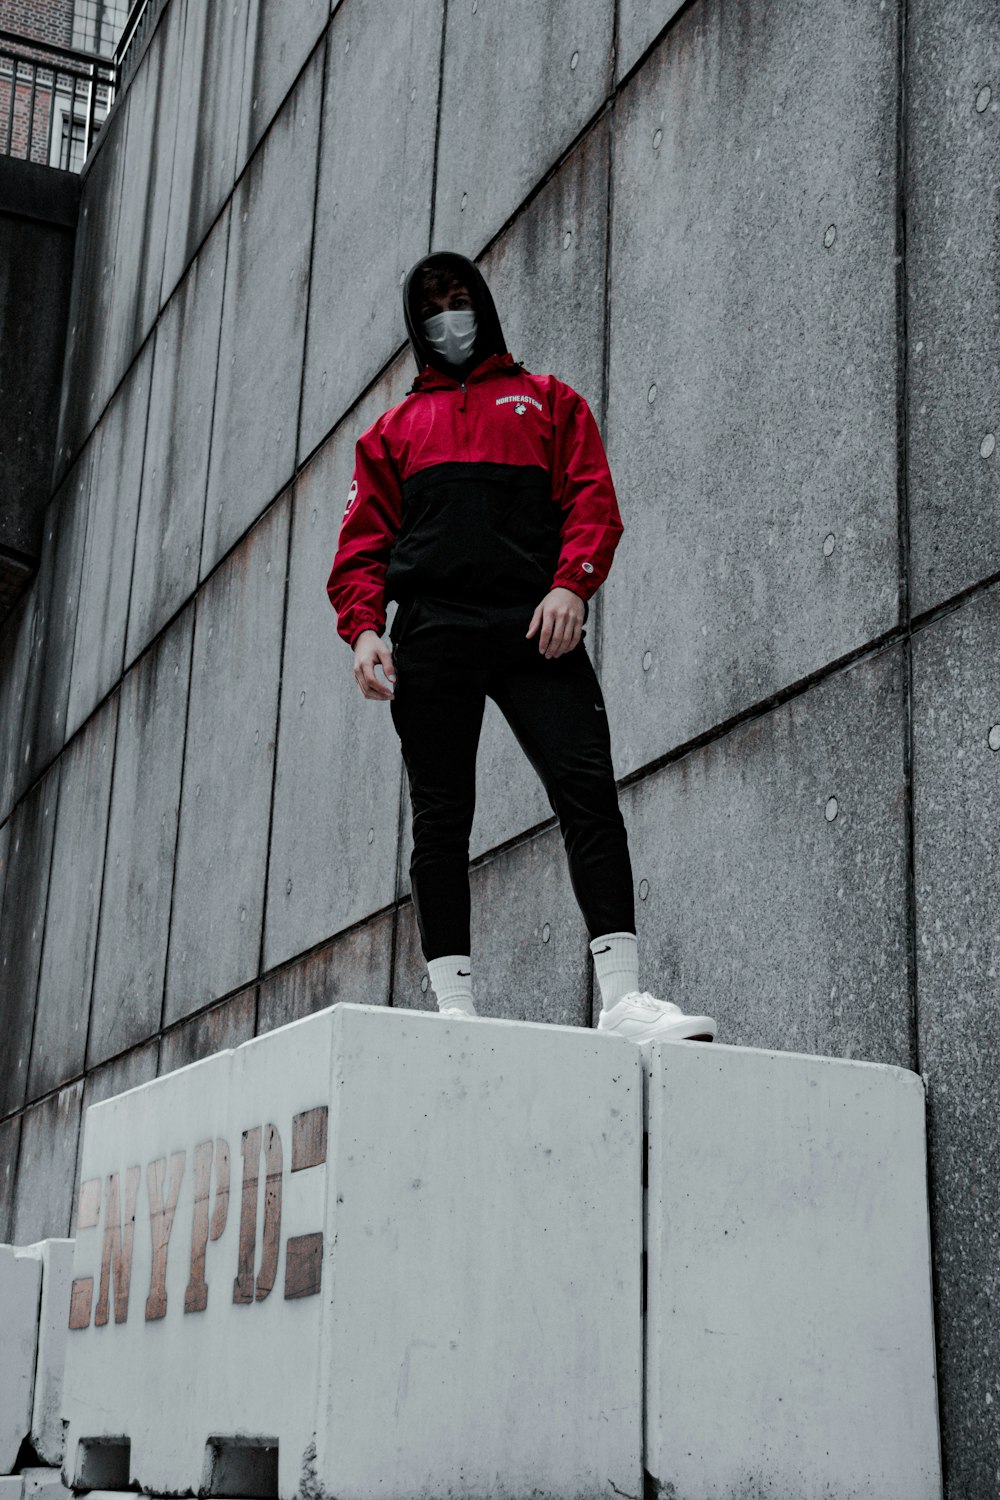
[326,250,625,650]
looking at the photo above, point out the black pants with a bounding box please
[388,596,636,960]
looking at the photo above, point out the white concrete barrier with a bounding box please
[62,1002,644,1500]
[26,1242,74,1467]
[0,1240,73,1473]
[640,1042,942,1500]
[0,1246,41,1473]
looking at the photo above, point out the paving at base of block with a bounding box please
[63,1004,643,1500]
[0,1471,71,1500]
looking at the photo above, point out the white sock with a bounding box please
[426,954,474,1011]
[590,931,639,1011]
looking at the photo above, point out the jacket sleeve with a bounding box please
[548,380,624,604]
[326,417,403,649]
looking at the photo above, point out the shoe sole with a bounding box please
[597,1017,716,1043]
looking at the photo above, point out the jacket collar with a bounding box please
[408,351,520,394]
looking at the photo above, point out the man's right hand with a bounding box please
[353,629,395,700]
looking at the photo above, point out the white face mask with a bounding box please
[422,307,477,366]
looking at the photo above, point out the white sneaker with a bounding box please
[596,990,716,1043]
[437,999,479,1018]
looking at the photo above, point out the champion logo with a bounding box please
[496,393,543,413]
[343,478,359,519]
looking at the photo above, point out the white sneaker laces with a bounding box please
[621,991,663,1012]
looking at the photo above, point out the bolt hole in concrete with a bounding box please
[76,1437,131,1488]
[988,725,1000,752]
[825,796,839,822]
[204,1437,279,1498]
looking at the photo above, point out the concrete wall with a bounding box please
[0,1,996,1493]
[0,156,78,618]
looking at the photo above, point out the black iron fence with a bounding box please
[0,0,169,173]
[0,27,113,171]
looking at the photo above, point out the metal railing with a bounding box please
[0,0,169,173]
[0,27,114,171]
[113,0,170,94]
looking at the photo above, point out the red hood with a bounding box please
[408,351,520,394]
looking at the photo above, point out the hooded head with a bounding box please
[403,251,509,381]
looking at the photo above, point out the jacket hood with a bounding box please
[403,250,511,387]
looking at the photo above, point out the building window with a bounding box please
[72,0,129,59]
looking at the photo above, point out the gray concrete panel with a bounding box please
[906,1,1000,615]
[70,1040,159,1235]
[257,911,393,1035]
[621,645,910,1063]
[52,101,128,487]
[479,119,609,413]
[87,609,193,1068]
[265,357,413,971]
[18,458,92,793]
[297,0,441,464]
[66,339,153,742]
[0,1115,20,1244]
[165,499,289,1023]
[28,692,119,1102]
[11,1081,83,1244]
[160,0,253,309]
[126,203,229,667]
[159,989,256,1076]
[912,588,1000,1497]
[0,591,35,824]
[603,0,900,775]
[0,210,74,558]
[432,1,613,259]
[615,1,684,85]
[200,48,321,580]
[103,0,187,390]
[0,767,60,1118]
[0,816,8,917]
[393,823,590,1025]
[237,0,327,175]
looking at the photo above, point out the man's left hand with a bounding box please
[526,587,586,658]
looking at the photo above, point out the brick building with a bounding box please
[0,0,126,169]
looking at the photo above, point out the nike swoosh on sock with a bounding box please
[457,970,471,976]
[593,945,611,954]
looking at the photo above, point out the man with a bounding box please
[326,250,716,1044]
